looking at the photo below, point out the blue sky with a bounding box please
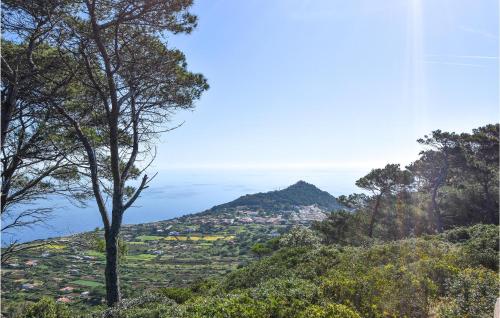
[6,0,499,241]
[152,0,498,171]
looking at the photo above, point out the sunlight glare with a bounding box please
[405,0,428,148]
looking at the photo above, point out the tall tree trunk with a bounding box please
[1,86,17,147]
[368,194,382,238]
[104,231,121,306]
[430,184,443,233]
[481,180,498,225]
[430,162,448,233]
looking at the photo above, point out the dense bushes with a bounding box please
[158,287,193,304]
[97,294,179,318]
[21,297,71,318]
[16,225,498,318]
[218,247,341,291]
[196,225,498,318]
[435,267,498,318]
[298,304,361,318]
[442,224,499,270]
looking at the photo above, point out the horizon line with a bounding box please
[152,160,416,171]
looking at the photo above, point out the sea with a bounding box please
[2,168,367,244]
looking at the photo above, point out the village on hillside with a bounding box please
[2,204,329,310]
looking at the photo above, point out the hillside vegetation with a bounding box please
[17,224,497,318]
[205,181,344,213]
[1,182,338,315]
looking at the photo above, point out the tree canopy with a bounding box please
[2,0,208,306]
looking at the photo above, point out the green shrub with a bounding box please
[436,267,498,318]
[279,226,321,248]
[158,287,193,304]
[298,304,361,318]
[219,246,341,291]
[97,294,178,318]
[461,225,498,271]
[185,294,267,318]
[251,277,320,317]
[250,243,272,259]
[322,264,436,318]
[21,297,71,318]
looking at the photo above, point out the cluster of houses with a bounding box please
[17,269,93,304]
[5,258,40,270]
[153,209,289,242]
[55,286,91,303]
[196,205,326,225]
[131,204,328,238]
[3,238,104,306]
[3,202,330,309]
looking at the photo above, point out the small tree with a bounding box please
[21,297,72,318]
[251,242,272,259]
[312,210,356,245]
[279,226,320,248]
[408,130,461,232]
[355,164,413,238]
[458,124,499,224]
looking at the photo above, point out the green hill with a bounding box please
[205,181,344,214]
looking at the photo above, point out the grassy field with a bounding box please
[164,236,201,241]
[70,280,104,287]
[163,235,235,241]
[136,235,165,241]
[86,251,105,258]
[125,254,157,261]
[39,244,67,250]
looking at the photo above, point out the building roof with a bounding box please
[56,297,72,303]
